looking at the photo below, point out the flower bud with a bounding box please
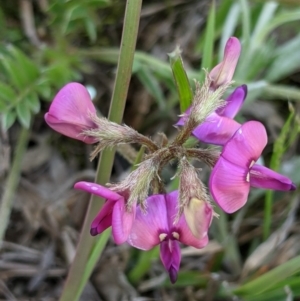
[209,37,241,90]
[183,197,213,239]
[178,157,210,215]
[45,82,98,144]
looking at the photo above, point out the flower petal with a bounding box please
[45,82,98,143]
[164,191,180,228]
[112,199,136,244]
[74,181,122,202]
[221,121,267,168]
[44,116,97,144]
[127,194,169,250]
[217,85,247,118]
[161,191,210,248]
[160,240,181,284]
[210,157,250,213]
[90,200,114,236]
[250,164,296,191]
[183,198,212,241]
[174,107,192,127]
[192,113,240,145]
[177,213,209,248]
[48,82,96,121]
[209,37,241,90]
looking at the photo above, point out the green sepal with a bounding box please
[169,46,193,113]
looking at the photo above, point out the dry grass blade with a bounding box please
[0,280,16,301]
[241,195,299,278]
[27,243,56,292]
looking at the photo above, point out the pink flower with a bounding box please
[209,121,296,213]
[177,85,247,145]
[127,191,212,283]
[45,83,98,144]
[74,181,136,244]
[209,37,241,90]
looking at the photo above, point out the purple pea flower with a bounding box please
[177,85,247,145]
[127,191,212,283]
[210,121,296,213]
[45,83,98,144]
[209,37,241,90]
[74,181,136,244]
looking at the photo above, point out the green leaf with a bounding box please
[233,254,300,296]
[84,18,97,42]
[2,110,16,130]
[271,104,297,171]
[0,99,8,111]
[82,0,110,6]
[201,1,216,71]
[44,63,74,87]
[0,82,16,104]
[218,3,240,61]
[244,43,274,81]
[263,104,299,239]
[169,46,193,112]
[195,0,232,54]
[136,66,165,110]
[128,247,159,284]
[36,80,52,100]
[9,46,39,82]
[0,56,27,90]
[26,93,40,114]
[214,0,234,35]
[251,2,278,45]
[242,286,299,301]
[256,9,300,45]
[266,34,300,81]
[239,0,251,42]
[16,102,31,128]
[163,270,208,287]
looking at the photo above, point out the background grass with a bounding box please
[0,0,300,300]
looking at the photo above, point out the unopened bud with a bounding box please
[44,82,98,144]
[209,37,241,90]
[178,157,210,217]
[184,198,213,239]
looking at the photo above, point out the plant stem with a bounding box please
[0,127,30,244]
[263,190,273,240]
[59,1,142,300]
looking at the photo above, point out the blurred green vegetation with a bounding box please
[1,0,300,300]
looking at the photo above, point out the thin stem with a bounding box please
[59,1,142,300]
[185,148,220,168]
[0,127,30,244]
[263,190,273,240]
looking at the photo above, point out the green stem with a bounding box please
[59,1,142,300]
[263,190,273,240]
[0,127,30,244]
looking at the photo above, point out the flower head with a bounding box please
[45,83,98,144]
[74,181,136,244]
[209,37,241,90]
[127,191,212,283]
[209,121,296,213]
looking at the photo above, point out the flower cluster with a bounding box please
[45,37,295,283]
